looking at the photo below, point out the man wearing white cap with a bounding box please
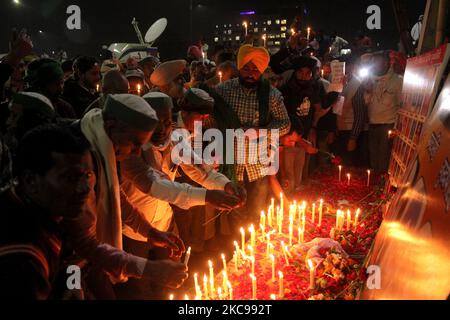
[150,59,187,102]
[65,94,188,298]
[216,45,290,226]
[118,91,243,298]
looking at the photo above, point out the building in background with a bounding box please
[212,13,295,54]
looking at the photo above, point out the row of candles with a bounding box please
[173,194,362,300]
[338,166,372,187]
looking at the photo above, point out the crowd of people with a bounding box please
[0,25,405,299]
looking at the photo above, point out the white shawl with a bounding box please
[81,109,123,250]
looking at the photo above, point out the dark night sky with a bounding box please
[0,0,427,59]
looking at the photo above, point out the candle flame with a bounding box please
[307,259,314,270]
[270,294,277,300]
[208,260,213,268]
[278,271,283,278]
[169,294,174,300]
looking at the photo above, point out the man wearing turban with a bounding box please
[215,45,291,227]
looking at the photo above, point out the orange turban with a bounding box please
[237,45,270,74]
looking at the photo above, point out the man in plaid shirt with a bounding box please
[216,45,290,224]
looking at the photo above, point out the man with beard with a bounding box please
[63,56,101,118]
[117,91,243,298]
[0,125,94,299]
[25,58,76,119]
[150,60,187,121]
[215,44,290,226]
[279,56,331,188]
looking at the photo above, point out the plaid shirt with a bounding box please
[216,78,290,182]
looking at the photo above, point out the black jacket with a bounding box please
[0,189,62,299]
[62,78,99,119]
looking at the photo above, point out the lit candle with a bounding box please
[346,210,351,230]
[367,170,371,187]
[270,294,277,300]
[336,210,340,230]
[270,254,275,282]
[388,130,393,138]
[184,247,191,266]
[96,84,100,92]
[298,227,304,244]
[218,71,223,83]
[208,260,215,296]
[185,294,190,300]
[137,84,141,96]
[262,34,267,47]
[247,245,254,258]
[260,211,266,230]
[250,255,255,275]
[347,173,351,186]
[289,224,293,246]
[233,241,240,263]
[194,273,200,298]
[240,227,245,253]
[307,27,311,41]
[250,274,257,300]
[329,46,332,54]
[318,199,324,227]
[203,274,209,299]
[222,270,228,295]
[278,271,284,299]
[338,165,342,182]
[243,21,248,36]
[202,51,205,65]
[281,241,290,266]
[221,253,227,274]
[312,203,316,224]
[308,259,315,290]
[227,281,233,300]
[169,294,174,300]
[354,208,360,231]
[321,69,324,78]
[268,243,274,257]
[217,287,223,300]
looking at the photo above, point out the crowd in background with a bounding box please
[0,24,405,299]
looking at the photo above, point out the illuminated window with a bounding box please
[281,19,287,24]
[228,37,232,41]
[224,24,227,28]
[216,25,219,28]
[254,28,258,32]
[281,26,287,31]
[214,37,219,42]
[268,41,274,46]
[223,37,227,41]
[228,30,232,34]
[223,31,227,34]
[263,27,267,31]
[281,33,286,38]
[275,41,281,45]
[275,20,280,24]
[267,20,272,25]
[236,36,240,41]
[255,22,258,25]
[229,24,232,27]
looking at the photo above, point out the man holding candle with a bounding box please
[216,44,291,226]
